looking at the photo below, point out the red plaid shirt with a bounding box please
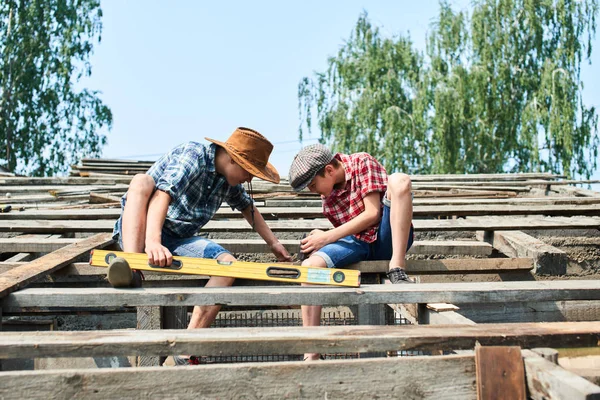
[322,153,388,243]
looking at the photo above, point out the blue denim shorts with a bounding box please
[113,205,230,260]
[313,196,414,268]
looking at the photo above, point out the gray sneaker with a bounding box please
[107,257,144,288]
[172,356,201,366]
[107,257,133,287]
[386,268,415,284]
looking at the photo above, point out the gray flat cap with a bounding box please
[288,144,334,191]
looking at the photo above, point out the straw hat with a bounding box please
[206,127,280,184]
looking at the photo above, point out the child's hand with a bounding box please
[270,241,293,262]
[300,230,331,255]
[145,241,173,267]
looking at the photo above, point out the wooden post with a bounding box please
[476,230,568,275]
[136,306,162,366]
[358,273,389,359]
[476,345,526,400]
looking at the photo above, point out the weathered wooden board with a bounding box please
[523,350,600,400]
[0,356,477,400]
[477,230,568,275]
[457,301,600,323]
[2,280,598,310]
[0,322,596,359]
[0,216,597,233]
[3,203,599,220]
[0,233,114,298]
[476,346,526,400]
[0,238,492,256]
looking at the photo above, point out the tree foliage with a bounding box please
[299,1,599,178]
[0,0,112,176]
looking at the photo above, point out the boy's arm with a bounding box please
[300,192,382,255]
[144,189,173,267]
[241,205,293,262]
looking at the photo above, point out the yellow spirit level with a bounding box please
[90,250,361,287]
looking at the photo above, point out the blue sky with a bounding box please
[86,0,600,181]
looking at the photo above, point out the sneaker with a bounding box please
[171,356,201,366]
[107,257,133,287]
[107,257,144,288]
[130,269,144,288]
[386,268,415,284]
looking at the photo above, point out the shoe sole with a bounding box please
[107,257,133,287]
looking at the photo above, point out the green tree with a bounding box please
[299,1,599,178]
[0,0,112,176]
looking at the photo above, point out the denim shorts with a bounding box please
[313,196,414,268]
[113,209,230,260]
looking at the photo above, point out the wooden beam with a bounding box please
[0,216,598,233]
[419,303,477,325]
[523,350,600,400]
[476,346,526,400]
[268,196,600,208]
[5,203,599,220]
[456,301,600,323]
[0,322,597,359]
[0,238,493,256]
[477,230,568,275]
[2,280,598,310]
[89,192,122,204]
[0,356,477,400]
[0,233,113,298]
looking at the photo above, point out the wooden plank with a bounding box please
[0,356,477,400]
[414,196,600,206]
[0,184,129,194]
[457,301,600,323]
[477,230,568,275]
[0,233,113,298]
[0,177,133,185]
[0,322,597,359]
[476,346,526,400]
[3,203,600,220]
[136,306,162,367]
[417,204,600,217]
[89,192,122,204]
[0,258,530,277]
[0,237,493,257]
[419,304,477,325]
[0,216,598,233]
[523,350,600,400]
[410,172,560,181]
[532,348,559,364]
[269,196,600,208]
[2,280,598,310]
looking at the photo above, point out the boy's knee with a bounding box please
[301,256,327,268]
[217,253,236,262]
[129,174,155,196]
[388,173,411,197]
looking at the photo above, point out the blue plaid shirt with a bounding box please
[114,142,252,238]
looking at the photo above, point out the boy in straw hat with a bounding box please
[110,127,292,365]
[288,143,414,361]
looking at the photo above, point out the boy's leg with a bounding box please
[300,237,368,361]
[162,236,236,330]
[300,255,328,361]
[161,236,235,365]
[109,174,156,287]
[386,173,413,271]
[187,252,236,329]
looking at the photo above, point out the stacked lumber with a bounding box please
[0,159,598,398]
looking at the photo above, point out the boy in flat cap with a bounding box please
[110,127,292,365]
[289,143,414,361]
